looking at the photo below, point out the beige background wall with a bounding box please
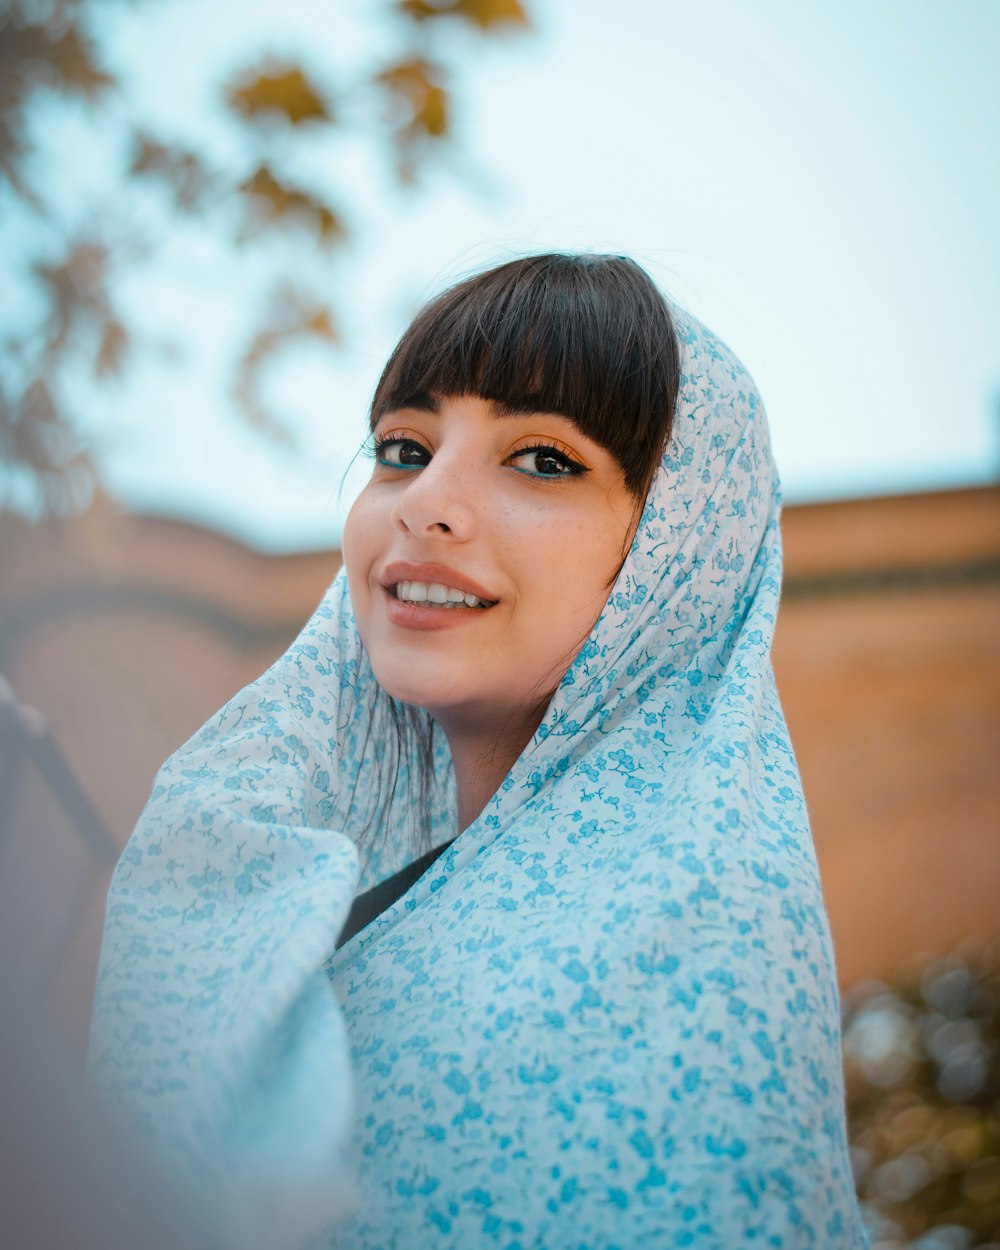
[776,487,999,985]
[1,485,997,1042]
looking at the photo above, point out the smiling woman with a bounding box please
[343,255,678,848]
[88,254,867,1249]
[345,395,638,831]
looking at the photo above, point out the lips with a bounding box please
[380,561,499,606]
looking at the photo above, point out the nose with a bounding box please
[391,455,476,539]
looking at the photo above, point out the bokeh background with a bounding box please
[1,2,998,1247]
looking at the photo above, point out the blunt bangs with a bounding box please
[369,253,680,499]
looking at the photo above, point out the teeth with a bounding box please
[395,580,488,608]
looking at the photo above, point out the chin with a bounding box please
[368,657,471,718]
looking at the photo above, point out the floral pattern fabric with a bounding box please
[90,310,867,1248]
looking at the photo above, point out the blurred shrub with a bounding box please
[0,0,530,516]
[844,941,1000,1250]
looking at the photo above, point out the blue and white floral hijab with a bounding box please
[90,311,867,1249]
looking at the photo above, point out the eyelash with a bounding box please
[370,435,588,480]
[370,434,427,470]
[509,443,588,479]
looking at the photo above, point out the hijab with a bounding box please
[89,308,866,1249]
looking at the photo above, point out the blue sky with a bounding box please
[9,0,1000,551]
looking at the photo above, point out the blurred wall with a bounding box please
[776,486,999,986]
[1,485,997,1040]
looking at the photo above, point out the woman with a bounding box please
[90,255,866,1248]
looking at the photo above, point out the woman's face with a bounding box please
[342,395,637,738]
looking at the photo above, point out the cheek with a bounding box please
[553,517,630,632]
[515,516,619,629]
[564,513,625,589]
[341,494,377,611]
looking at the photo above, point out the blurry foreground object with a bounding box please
[0,671,117,863]
[0,973,235,1250]
[0,683,235,1250]
[844,942,1000,1250]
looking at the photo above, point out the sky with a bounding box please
[8,0,1000,551]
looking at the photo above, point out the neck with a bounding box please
[438,704,546,833]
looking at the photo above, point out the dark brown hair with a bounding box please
[370,253,680,503]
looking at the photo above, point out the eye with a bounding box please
[507,444,587,479]
[373,435,430,469]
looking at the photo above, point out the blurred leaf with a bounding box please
[32,241,132,382]
[397,0,529,30]
[233,284,339,446]
[238,164,345,244]
[377,59,448,135]
[0,124,39,206]
[225,61,332,127]
[34,242,112,357]
[129,132,219,212]
[38,19,115,98]
[95,319,128,378]
[375,58,450,182]
[0,15,114,200]
[0,378,96,514]
[0,17,114,102]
